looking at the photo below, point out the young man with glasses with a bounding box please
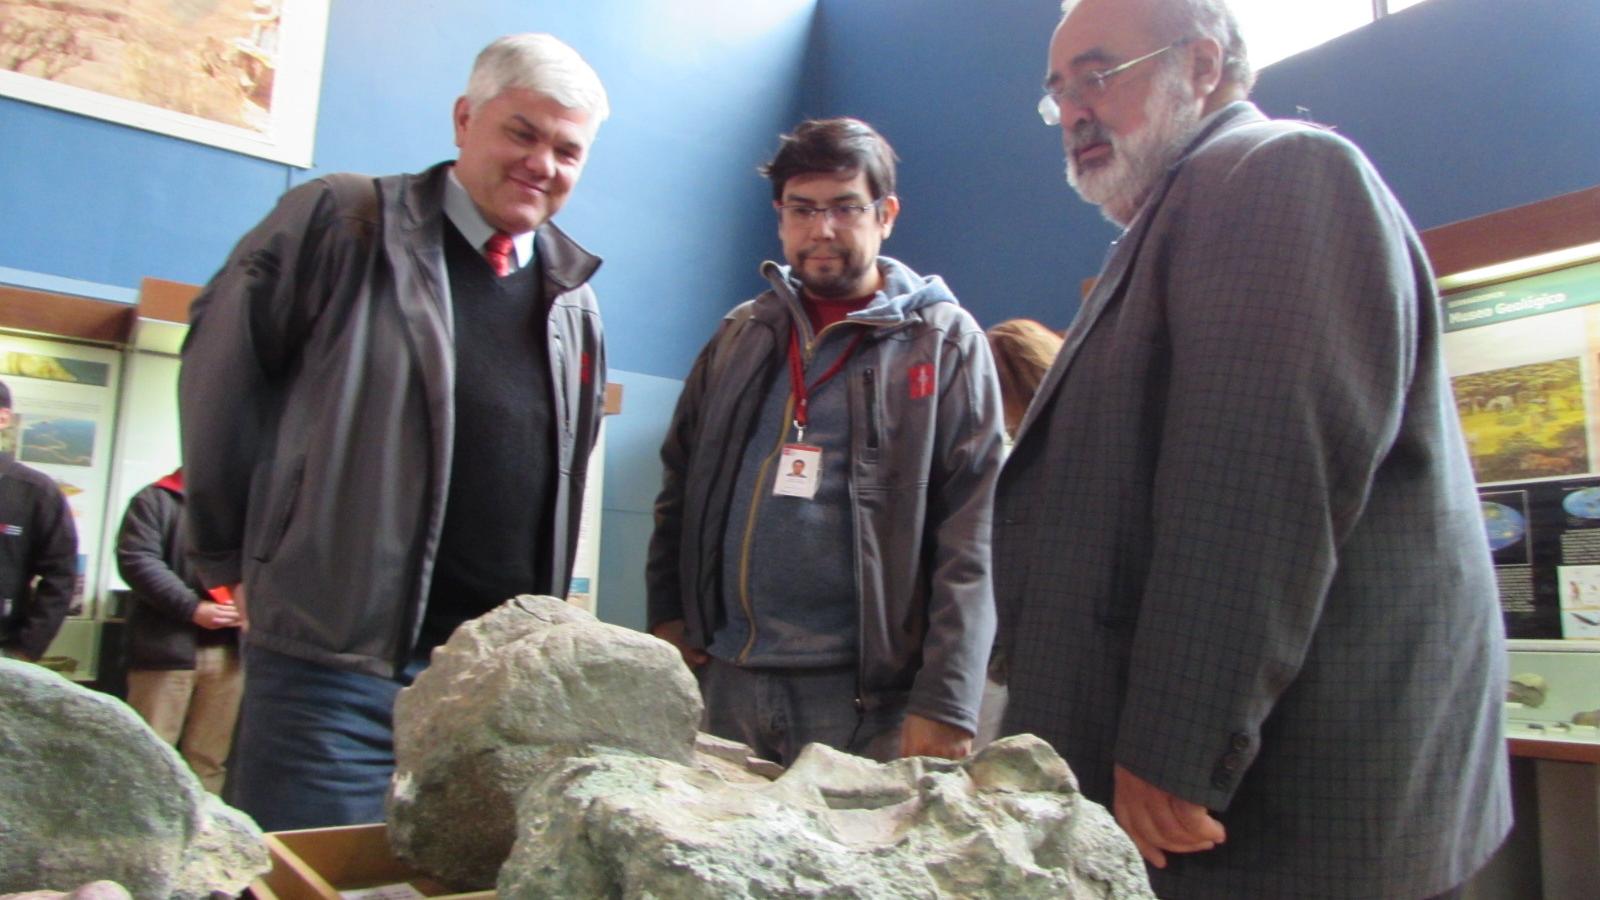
[994,1,1510,897]
[647,118,1005,766]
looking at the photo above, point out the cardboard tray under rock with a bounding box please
[249,822,495,900]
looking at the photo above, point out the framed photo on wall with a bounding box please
[0,0,330,167]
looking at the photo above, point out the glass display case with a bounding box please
[1424,185,1600,899]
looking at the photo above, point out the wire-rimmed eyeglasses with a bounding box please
[1038,41,1187,126]
[776,197,886,226]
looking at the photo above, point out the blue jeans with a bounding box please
[699,656,905,766]
[224,643,426,832]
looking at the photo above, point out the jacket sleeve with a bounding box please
[906,320,1006,734]
[644,319,731,634]
[116,488,202,624]
[179,178,366,588]
[15,481,78,659]
[1112,130,1427,810]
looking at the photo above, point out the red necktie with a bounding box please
[484,231,514,277]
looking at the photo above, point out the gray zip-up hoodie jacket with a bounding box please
[180,163,605,679]
[647,256,1003,732]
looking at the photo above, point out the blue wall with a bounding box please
[803,0,1087,332]
[805,0,1600,329]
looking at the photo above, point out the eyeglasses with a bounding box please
[776,197,885,227]
[1038,40,1187,126]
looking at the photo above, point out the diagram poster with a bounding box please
[0,333,121,674]
[1444,260,1600,639]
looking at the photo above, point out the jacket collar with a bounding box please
[154,469,184,496]
[398,162,602,292]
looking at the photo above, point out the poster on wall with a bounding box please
[0,0,330,166]
[0,334,121,676]
[1443,260,1600,640]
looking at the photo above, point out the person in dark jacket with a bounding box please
[179,33,609,830]
[647,119,1005,765]
[0,378,78,662]
[116,468,241,793]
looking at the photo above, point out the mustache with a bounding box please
[1069,120,1111,154]
[799,245,848,260]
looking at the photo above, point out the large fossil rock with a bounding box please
[386,595,703,888]
[0,659,269,899]
[389,596,1153,897]
[498,735,1153,899]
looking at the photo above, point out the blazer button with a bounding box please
[1211,770,1232,790]
[1220,751,1244,772]
[1230,733,1251,751]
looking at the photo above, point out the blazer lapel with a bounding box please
[1011,217,1149,445]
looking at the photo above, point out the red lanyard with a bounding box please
[787,326,865,441]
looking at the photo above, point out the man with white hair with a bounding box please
[181,33,609,830]
[994,0,1510,896]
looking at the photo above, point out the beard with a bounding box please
[1066,64,1204,226]
[793,245,875,299]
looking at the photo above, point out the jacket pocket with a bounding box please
[251,457,305,563]
[862,367,881,463]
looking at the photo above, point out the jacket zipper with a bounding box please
[734,319,852,664]
[863,368,879,456]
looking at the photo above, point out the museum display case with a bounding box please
[1424,185,1600,899]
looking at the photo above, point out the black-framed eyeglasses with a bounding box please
[776,197,885,226]
[1038,40,1188,126]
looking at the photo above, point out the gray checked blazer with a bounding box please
[995,102,1511,899]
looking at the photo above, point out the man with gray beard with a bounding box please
[993,0,1510,897]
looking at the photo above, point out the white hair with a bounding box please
[464,33,610,124]
[1060,0,1255,92]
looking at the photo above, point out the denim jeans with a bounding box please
[224,643,426,832]
[699,656,905,766]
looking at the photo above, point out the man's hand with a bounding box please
[224,583,248,633]
[899,713,973,760]
[192,600,242,630]
[1112,763,1226,868]
[650,618,708,668]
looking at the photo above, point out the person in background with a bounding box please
[648,118,1005,765]
[973,318,1064,749]
[179,33,609,830]
[0,378,78,663]
[994,0,1510,896]
[986,318,1065,439]
[117,468,242,793]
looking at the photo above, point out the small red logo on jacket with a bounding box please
[908,363,934,400]
[580,351,593,384]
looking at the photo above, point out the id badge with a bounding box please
[774,443,822,500]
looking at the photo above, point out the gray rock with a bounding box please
[498,735,1154,899]
[1,880,133,900]
[0,659,269,899]
[388,597,1153,897]
[387,595,703,888]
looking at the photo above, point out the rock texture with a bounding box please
[497,735,1153,899]
[389,596,1153,898]
[1,881,134,900]
[387,595,703,888]
[0,659,269,899]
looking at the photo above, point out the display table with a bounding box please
[250,823,492,900]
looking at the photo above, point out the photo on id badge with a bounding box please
[775,443,822,500]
